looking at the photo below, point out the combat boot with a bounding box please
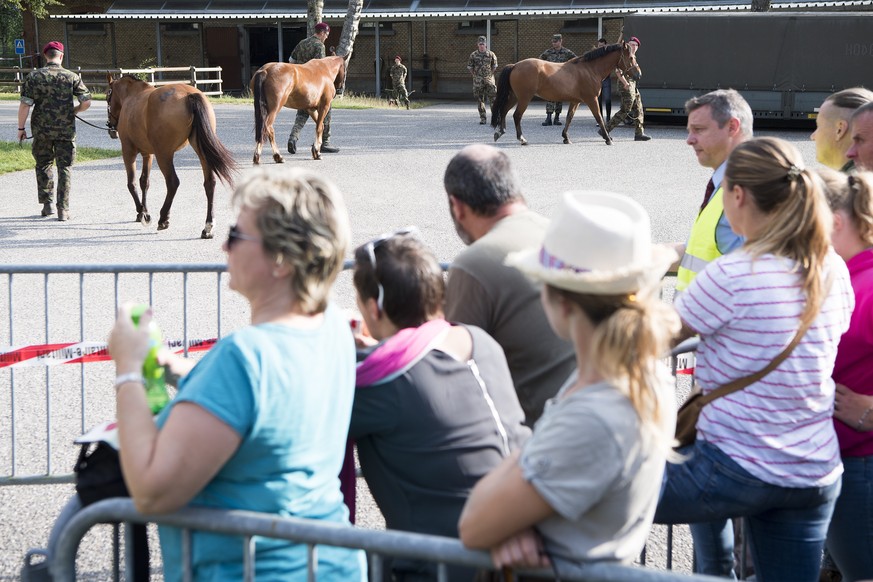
[542,113,553,126]
[57,209,70,221]
[553,112,562,126]
[634,133,652,141]
[287,137,297,155]
[41,202,54,217]
[320,143,340,154]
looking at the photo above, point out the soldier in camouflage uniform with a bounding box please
[287,22,339,154]
[389,55,409,109]
[602,36,651,141]
[17,41,91,221]
[467,36,498,125]
[538,34,576,126]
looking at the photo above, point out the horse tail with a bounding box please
[491,64,515,129]
[189,93,238,188]
[253,69,268,145]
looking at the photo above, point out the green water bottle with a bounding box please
[130,304,169,414]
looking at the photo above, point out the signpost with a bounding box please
[14,39,25,69]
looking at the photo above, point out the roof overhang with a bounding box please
[51,1,873,20]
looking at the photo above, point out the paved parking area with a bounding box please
[0,98,817,579]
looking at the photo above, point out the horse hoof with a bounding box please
[273,154,284,164]
[605,139,613,146]
[136,212,144,223]
[563,138,571,144]
[493,132,501,142]
[201,229,213,240]
[520,138,528,146]
[143,213,151,225]
[253,155,260,165]
[157,221,169,231]
[312,147,321,160]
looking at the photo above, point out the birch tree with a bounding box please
[306,0,323,35]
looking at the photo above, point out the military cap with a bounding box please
[43,41,64,53]
[629,36,641,47]
[477,36,487,44]
[314,22,330,33]
[552,34,562,41]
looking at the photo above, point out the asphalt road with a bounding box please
[0,98,818,579]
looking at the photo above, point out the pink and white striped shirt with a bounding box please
[675,249,854,487]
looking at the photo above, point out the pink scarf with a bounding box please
[355,319,452,387]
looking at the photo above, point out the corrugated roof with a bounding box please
[51,0,873,19]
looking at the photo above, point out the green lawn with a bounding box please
[0,141,121,175]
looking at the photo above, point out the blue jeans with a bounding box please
[654,440,841,582]
[826,456,873,581]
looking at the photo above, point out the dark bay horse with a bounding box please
[106,74,237,238]
[491,41,641,146]
[251,55,348,163]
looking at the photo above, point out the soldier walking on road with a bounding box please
[389,55,410,109]
[601,36,651,141]
[287,22,340,154]
[17,41,91,222]
[467,36,498,125]
[538,34,576,126]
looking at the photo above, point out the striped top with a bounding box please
[675,250,854,488]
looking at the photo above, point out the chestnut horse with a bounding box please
[106,74,237,238]
[491,41,641,146]
[251,55,348,163]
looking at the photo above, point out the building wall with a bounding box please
[24,1,627,98]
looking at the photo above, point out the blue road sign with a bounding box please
[14,39,25,55]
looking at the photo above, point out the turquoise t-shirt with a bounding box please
[155,304,365,581]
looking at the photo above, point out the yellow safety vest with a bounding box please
[676,187,725,292]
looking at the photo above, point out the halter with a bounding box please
[617,45,639,80]
[105,84,119,139]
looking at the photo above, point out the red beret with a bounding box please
[394,55,402,61]
[43,41,64,54]
[629,36,641,47]
[314,22,330,33]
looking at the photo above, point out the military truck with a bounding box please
[622,12,873,124]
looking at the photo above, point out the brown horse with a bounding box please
[105,74,237,238]
[251,55,348,163]
[491,41,641,146]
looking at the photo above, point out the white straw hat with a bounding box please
[506,191,677,294]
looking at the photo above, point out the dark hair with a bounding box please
[825,87,873,110]
[353,235,445,330]
[443,145,524,217]
[598,37,608,44]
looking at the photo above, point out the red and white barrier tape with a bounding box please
[0,338,217,369]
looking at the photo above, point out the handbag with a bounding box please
[674,316,814,450]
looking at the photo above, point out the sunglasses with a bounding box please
[226,224,261,249]
[363,226,419,313]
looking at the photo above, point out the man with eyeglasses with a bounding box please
[443,144,576,426]
[538,34,576,126]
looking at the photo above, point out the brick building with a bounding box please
[19,0,871,97]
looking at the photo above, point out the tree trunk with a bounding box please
[337,0,363,58]
[335,0,363,96]
[751,0,771,11]
[307,0,323,35]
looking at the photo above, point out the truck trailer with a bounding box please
[621,12,873,124]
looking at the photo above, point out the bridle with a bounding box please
[105,84,119,139]
[618,44,640,80]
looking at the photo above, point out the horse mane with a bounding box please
[580,43,621,62]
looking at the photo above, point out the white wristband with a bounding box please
[114,372,145,390]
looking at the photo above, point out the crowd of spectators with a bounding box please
[97,86,873,582]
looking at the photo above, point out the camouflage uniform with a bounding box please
[20,63,91,210]
[538,46,576,115]
[389,62,409,108]
[467,49,498,123]
[288,34,332,146]
[605,70,645,136]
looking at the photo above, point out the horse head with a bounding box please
[618,41,642,82]
[105,73,123,139]
[334,53,350,97]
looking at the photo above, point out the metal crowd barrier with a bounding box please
[1,264,701,579]
[52,499,722,582]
